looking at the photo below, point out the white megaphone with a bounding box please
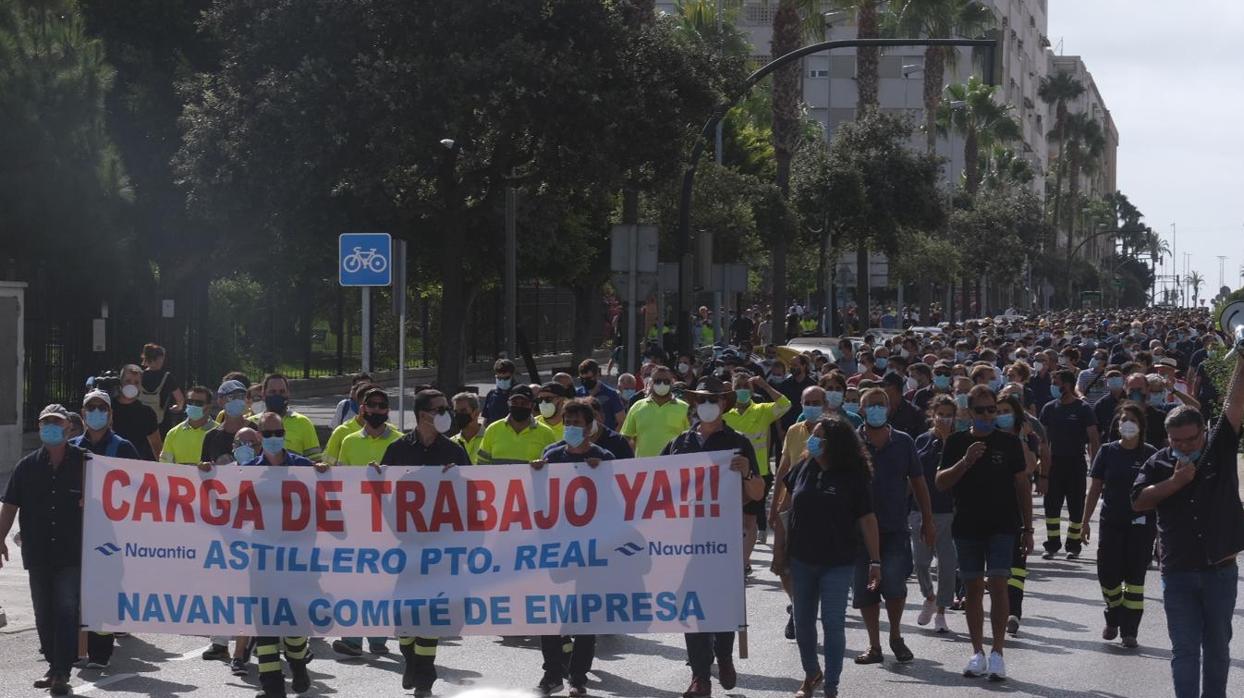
[1221,300,1244,360]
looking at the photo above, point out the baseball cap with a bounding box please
[217,379,248,397]
[38,404,72,423]
[82,390,111,408]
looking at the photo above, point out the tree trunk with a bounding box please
[922,47,944,154]
[1051,106,1067,252]
[856,246,869,329]
[769,1,802,345]
[964,127,980,195]
[571,281,598,368]
[856,1,879,112]
[436,241,470,391]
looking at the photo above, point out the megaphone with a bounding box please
[1220,300,1244,360]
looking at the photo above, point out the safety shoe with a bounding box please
[202,643,230,661]
[1102,624,1119,641]
[1006,615,1020,636]
[49,676,72,696]
[1121,635,1138,649]
[681,676,711,697]
[963,651,986,678]
[331,640,362,658]
[987,651,1007,681]
[538,672,564,696]
[717,658,737,690]
[290,661,311,693]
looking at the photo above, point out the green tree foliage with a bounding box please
[950,185,1049,282]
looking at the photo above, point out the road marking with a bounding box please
[173,645,212,661]
[74,672,138,694]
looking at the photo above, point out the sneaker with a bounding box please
[963,651,987,678]
[1121,636,1138,648]
[202,643,230,661]
[538,673,564,696]
[681,676,711,697]
[85,658,109,670]
[1102,625,1119,641]
[1006,615,1020,636]
[230,658,249,676]
[917,597,936,626]
[717,659,737,690]
[987,651,1007,681]
[331,640,363,657]
[290,661,311,693]
[934,612,950,634]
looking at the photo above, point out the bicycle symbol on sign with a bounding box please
[342,246,388,274]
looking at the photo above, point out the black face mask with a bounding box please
[364,412,388,428]
[453,412,472,430]
[266,394,289,415]
[509,406,532,422]
[581,377,597,391]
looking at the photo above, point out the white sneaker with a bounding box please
[933,612,950,634]
[917,597,936,626]
[987,651,1007,681]
[963,652,987,678]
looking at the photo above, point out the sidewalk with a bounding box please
[0,541,31,633]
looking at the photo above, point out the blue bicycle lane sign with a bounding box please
[339,233,392,286]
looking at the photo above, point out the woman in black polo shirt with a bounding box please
[772,418,881,698]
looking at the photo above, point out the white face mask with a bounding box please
[433,412,453,434]
[251,400,267,415]
[1118,420,1140,440]
[677,362,691,374]
[120,384,140,399]
[539,401,557,419]
[652,382,671,397]
[695,402,721,423]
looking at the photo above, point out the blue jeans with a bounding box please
[1162,564,1238,698]
[791,558,854,690]
[28,566,81,678]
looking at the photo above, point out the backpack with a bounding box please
[139,371,170,422]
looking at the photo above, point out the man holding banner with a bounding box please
[379,389,471,698]
[661,376,764,698]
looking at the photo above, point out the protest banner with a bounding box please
[81,452,744,637]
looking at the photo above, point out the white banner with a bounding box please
[81,453,744,637]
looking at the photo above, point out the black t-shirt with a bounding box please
[381,433,470,467]
[661,424,760,480]
[543,443,615,463]
[201,420,258,464]
[913,431,954,514]
[141,369,177,407]
[730,316,754,343]
[110,399,159,460]
[1,446,87,569]
[1145,405,1170,449]
[891,399,926,441]
[940,430,1026,539]
[1039,399,1097,464]
[783,459,873,566]
[1090,440,1157,527]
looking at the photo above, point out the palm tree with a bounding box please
[935,76,1021,194]
[1188,271,1205,307]
[884,0,993,154]
[1038,73,1085,247]
[981,145,1034,190]
[1061,112,1105,257]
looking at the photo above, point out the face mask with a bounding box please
[974,417,996,433]
[955,418,972,432]
[581,377,597,391]
[509,406,532,422]
[1090,359,1103,370]
[652,383,671,397]
[120,384,140,399]
[1148,392,1165,407]
[433,412,453,433]
[1033,361,1044,373]
[734,388,752,404]
[1128,390,1144,403]
[995,413,1015,430]
[1058,357,1071,368]
[224,399,247,418]
[453,412,473,430]
[365,412,388,429]
[677,362,691,374]
[770,373,787,383]
[1106,377,1124,392]
[1050,384,1063,400]
[1172,447,1202,463]
[621,388,636,400]
[844,401,860,415]
[1118,421,1140,440]
[496,378,513,391]
[563,425,586,448]
[906,377,919,393]
[955,351,967,362]
[186,405,205,421]
[935,416,955,430]
[85,409,109,431]
[806,435,825,458]
[955,394,969,409]
[801,405,823,422]
[232,443,256,464]
[990,376,1004,391]
[696,402,721,423]
[40,423,66,446]
[864,405,888,428]
[539,401,558,419]
[250,400,267,415]
[265,394,288,415]
[262,435,284,453]
[825,390,844,409]
[933,375,951,390]
[875,357,889,370]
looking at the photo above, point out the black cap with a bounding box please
[686,375,730,397]
[539,381,572,398]
[509,384,534,401]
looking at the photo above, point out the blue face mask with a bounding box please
[801,405,823,422]
[955,394,969,409]
[974,417,996,433]
[1128,389,1144,402]
[806,435,825,458]
[735,389,752,404]
[563,425,586,448]
[185,405,205,421]
[995,413,1015,430]
[825,390,844,408]
[864,405,888,428]
[1172,447,1202,463]
[1050,384,1063,400]
[990,376,1004,391]
[232,444,256,464]
[955,418,972,432]
[875,357,889,370]
[224,398,247,418]
[84,409,109,432]
[844,402,860,415]
[1148,392,1166,407]
[621,388,636,400]
[933,375,951,390]
[496,378,513,391]
[1107,377,1124,392]
[262,436,285,454]
[39,423,66,446]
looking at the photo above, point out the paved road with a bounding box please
[0,529,1241,697]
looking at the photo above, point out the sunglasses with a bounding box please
[424,406,450,415]
[971,405,997,415]
[260,429,286,438]
[365,401,389,409]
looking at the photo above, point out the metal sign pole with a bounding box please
[362,287,371,372]
[395,240,407,431]
[626,225,638,373]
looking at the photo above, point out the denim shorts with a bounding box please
[954,534,1015,580]
[852,530,913,608]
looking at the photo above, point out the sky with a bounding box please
[1048,0,1244,307]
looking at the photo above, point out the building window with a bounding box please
[743,4,776,24]
[809,69,829,78]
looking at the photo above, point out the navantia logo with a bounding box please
[95,542,121,557]
[614,542,643,557]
